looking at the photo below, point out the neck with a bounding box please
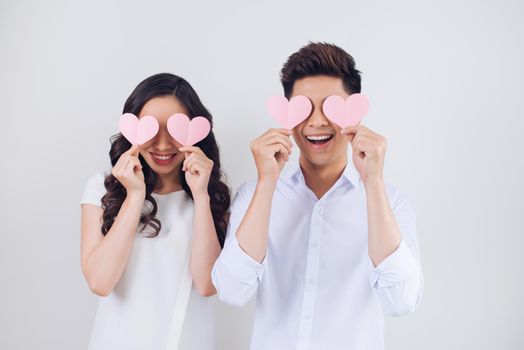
[154,168,183,194]
[300,154,347,199]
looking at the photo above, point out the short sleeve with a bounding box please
[80,171,108,207]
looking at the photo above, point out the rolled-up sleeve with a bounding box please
[212,182,267,307]
[368,189,424,316]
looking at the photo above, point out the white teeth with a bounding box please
[153,154,174,160]
[306,134,332,141]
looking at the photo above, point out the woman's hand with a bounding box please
[111,144,145,195]
[180,146,214,199]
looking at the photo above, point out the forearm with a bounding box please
[236,180,276,263]
[365,179,402,266]
[84,192,144,295]
[190,193,221,296]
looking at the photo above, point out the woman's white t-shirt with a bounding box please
[81,171,215,350]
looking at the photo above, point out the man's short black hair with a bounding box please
[280,42,362,98]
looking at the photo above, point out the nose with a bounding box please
[153,126,174,150]
[307,104,330,127]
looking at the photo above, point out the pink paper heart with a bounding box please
[167,113,211,146]
[322,93,370,128]
[267,95,312,129]
[119,113,159,145]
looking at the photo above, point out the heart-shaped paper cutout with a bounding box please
[322,93,370,128]
[267,95,312,129]
[167,113,211,146]
[119,113,159,145]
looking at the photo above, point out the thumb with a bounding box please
[341,125,359,142]
[129,144,140,157]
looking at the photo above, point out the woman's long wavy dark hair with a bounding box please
[100,73,230,246]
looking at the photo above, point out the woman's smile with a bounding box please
[150,152,177,165]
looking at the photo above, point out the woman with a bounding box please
[80,73,230,349]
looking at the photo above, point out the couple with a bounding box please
[80,42,423,350]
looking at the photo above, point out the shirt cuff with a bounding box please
[220,233,267,283]
[369,238,420,288]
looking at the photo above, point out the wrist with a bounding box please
[193,192,211,203]
[257,171,279,185]
[363,176,385,190]
[256,178,277,192]
[126,189,146,202]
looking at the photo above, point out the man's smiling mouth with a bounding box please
[305,134,334,145]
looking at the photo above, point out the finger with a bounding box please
[250,129,291,149]
[352,139,376,156]
[341,125,364,142]
[352,133,384,152]
[281,149,290,162]
[183,156,207,173]
[265,141,292,157]
[340,125,360,134]
[127,144,140,157]
[123,157,133,172]
[128,157,143,172]
[344,126,383,143]
[184,152,208,165]
[178,145,204,156]
[114,158,132,179]
[113,158,123,175]
[192,159,212,173]
[275,144,290,163]
[354,125,371,134]
[259,134,293,148]
[260,131,293,146]
[125,158,141,175]
[264,128,292,137]
[115,152,130,170]
[185,158,202,175]
[352,134,379,146]
[260,135,293,154]
[184,153,203,170]
[267,143,289,160]
[189,162,203,175]
[183,157,194,172]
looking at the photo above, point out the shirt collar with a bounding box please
[281,155,361,191]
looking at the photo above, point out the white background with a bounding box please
[1,0,523,349]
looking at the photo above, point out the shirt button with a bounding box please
[308,278,315,285]
[304,314,311,320]
[310,242,318,248]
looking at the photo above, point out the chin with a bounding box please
[299,146,346,168]
[144,157,182,176]
[152,166,179,176]
[307,155,335,167]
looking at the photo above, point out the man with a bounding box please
[212,42,423,350]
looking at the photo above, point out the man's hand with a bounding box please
[249,128,293,184]
[341,125,387,185]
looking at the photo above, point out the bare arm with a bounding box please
[236,129,292,262]
[81,145,145,296]
[81,192,144,296]
[364,179,402,266]
[180,146,224,296]
[189,194,221,296]
[235,180,277,263]
[343,125,422,314]
[341,125,402,265]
